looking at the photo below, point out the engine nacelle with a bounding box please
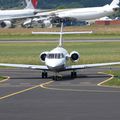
[70,51,80,62]
[0,21,12,28]
[43,20,52,28]
[40,51,49,62]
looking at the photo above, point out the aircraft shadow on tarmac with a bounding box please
[10,73,109,81]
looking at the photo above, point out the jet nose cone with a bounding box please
[46,59,65,71]
[47,61,60,67]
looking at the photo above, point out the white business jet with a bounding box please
[0,0,39,28]
[0,24,120,80]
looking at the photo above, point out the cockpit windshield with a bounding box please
[47,53,64,59]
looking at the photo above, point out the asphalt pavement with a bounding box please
[0,67,120,120]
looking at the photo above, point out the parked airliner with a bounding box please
[0,0,38,28]
[54,0,120,21]
[23,0,120,28]
[0,24,120,80]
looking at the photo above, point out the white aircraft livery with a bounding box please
[0,0,38,28]
[55,0,120,21]
[24,0,120,28]
[0,24,120,80]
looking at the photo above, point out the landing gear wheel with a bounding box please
[42,72,48,78]
[52,75,62,81]
[71,71,77,78]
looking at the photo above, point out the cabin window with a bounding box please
[47,53,64,59]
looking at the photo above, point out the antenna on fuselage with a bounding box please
[59,22,64,47]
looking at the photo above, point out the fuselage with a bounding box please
[45,46,69,72]
[0,9,35,20]
[57,5,115,20]
[37,4,117,21]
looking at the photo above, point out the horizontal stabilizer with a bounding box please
[32,31,93,35]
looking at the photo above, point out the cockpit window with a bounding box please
[47,53,64,59]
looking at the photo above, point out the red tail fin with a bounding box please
[32,0,38,9]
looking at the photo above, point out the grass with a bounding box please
[0,42,120,65]
[103,71,120,86]
[0,76,6,81]
[0,25,120,40]
[0,41,119,86]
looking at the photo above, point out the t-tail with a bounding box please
[32,23,93,47]
[59,23,64,47]
[25,0,38,9]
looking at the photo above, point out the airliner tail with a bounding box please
[110,0,119,6]
[25,0,38,9]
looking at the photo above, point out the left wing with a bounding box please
[65,62,120,70]
[0,63,48,70]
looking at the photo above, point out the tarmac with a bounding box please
[0,67,120,120]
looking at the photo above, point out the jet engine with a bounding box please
[42,19,52,28]
[0,21,12,28]
[40,51,49,62]
[70,51,80,62]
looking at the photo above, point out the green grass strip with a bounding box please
[0,76,6,81]
[0,34,120,40]
[0,42,120,65]
[103,71,120,86]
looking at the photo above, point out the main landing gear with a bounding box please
[41,71,77,80]
[71,71,77,78]
[42,71,48,78]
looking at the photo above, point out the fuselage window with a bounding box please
[47,53,64,59]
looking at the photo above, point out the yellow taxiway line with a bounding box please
[0,81,53,101]
[0,76,10,83]
[97,72,114,86]
[0,72,119,101]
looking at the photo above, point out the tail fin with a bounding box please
[25,0,38,9]
[110,0,119,6]
[59,23,64,47]
[32,23,92,47]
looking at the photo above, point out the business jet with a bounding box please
[0,24,120,80]
[0,0,39,28]
[23,0,120,28]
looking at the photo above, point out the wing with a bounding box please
[0,63,48,70]
[65,62,120,70]
[0,15,37,21]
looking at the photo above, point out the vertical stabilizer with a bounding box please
[25,0,38,9]
[59,23,64,47]
[110,0,119,6]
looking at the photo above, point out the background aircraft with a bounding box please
[23,0,120,28]
[0,0,39,28]
[0,24,120,80]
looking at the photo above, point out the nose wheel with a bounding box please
[52,75,62,81]
[52,72,63,81]
[42,71,48,78]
